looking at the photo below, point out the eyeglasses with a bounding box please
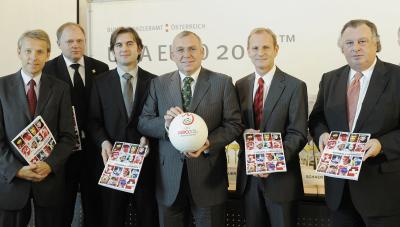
[343,38,370,48]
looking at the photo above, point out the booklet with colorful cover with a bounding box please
[244,132,287,174]
[315,131,370,180]
[72,106,82,151]
[98,142,147,193]
[12,116,56,164]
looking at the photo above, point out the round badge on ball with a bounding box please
[168,113,208,153]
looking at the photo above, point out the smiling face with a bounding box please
[171,33,204,76]
[112,32,142,69]
[340,24,378,72]
[247,31,279,75]
[18,37,50,77]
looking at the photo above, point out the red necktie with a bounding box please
[254,77,264,129]
[27,79,37,117]
[347,72,362,130]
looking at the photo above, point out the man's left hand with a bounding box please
[363,138,382,161]
[139,136,150,157]
[34,161,52,177]
[184,140,210,158]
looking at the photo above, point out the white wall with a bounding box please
[0,0,77,76]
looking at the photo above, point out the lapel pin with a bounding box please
[92,69,96,74]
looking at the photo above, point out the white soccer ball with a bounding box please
[169,113,208,153]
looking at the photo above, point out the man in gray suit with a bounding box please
[0,30,75,227]
[138,31,243,227]
[235,28,308,227]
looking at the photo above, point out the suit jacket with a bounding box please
[138,67,243,207]
[0,71,75,210]
[309,59,400,216]
[235,67,308,202]
[88,68,157,188]
[43,54,109,145]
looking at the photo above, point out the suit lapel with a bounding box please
[354,59,389,132]
[110,69,129,122]
[168,71,184,109]
[130,68,147,120]
[36,74,52,117]
[13,71,32,121]
[245,74,256,129]
[84,56,94,89]
[335,67,351,131]
[57,55,73,87]
[260,68,285,131]
[190,68,210,112]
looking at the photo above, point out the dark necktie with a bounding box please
[27,79,37,117]
[182,76,194,112]
[253,77,264,130]
[347,72,362,130]
[122,73,133,117]
[70,64,84,90]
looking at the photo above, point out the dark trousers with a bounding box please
[0,199,63,227]
[243,176,298,227]
[158,163,226,227]
[64,149,102,227]
[330,182,400,227]
[101,180,158,227]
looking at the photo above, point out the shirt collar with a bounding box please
[179,67,201,82]
[349,57,377,81]
[255,65,276,84]
[117,66,138,79]
[63,55,85,68]
[21,69,41,86]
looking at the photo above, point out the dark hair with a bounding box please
[110,27,143,61]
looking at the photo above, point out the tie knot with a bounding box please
[183,76,194,85]
[29,79,36,86]
[70,64,80,71]
[122,73,132,81]
[354,72,363,81]
[258,77,264,86]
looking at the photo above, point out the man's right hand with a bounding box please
[318,132,330,151]
[101,140,113,165]
[164,106,184,129]
[16,164,47,182]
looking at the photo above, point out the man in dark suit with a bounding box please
[0,29,75,227]
[138,31,243,227]
[235,27,308,227]
[309,19,400,226]
[43,22,109,227]
[88,27,158,227]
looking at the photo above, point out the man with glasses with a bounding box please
[309,19,400,226]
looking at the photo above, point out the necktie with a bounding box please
[27,79,37,117]
[122,73,133,117]
[347,72,362,130]
[182,76,194,112]
[254,77,264,130]
[70,64,84,89]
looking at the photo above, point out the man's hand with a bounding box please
[363,138,382,161]
[101,140,113,165]
[34,161,52,177]
[164,106,184,129]
[16,164,46,182]
[318,132,330,151]
[139,136,150,157]
[184,140,210,158]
